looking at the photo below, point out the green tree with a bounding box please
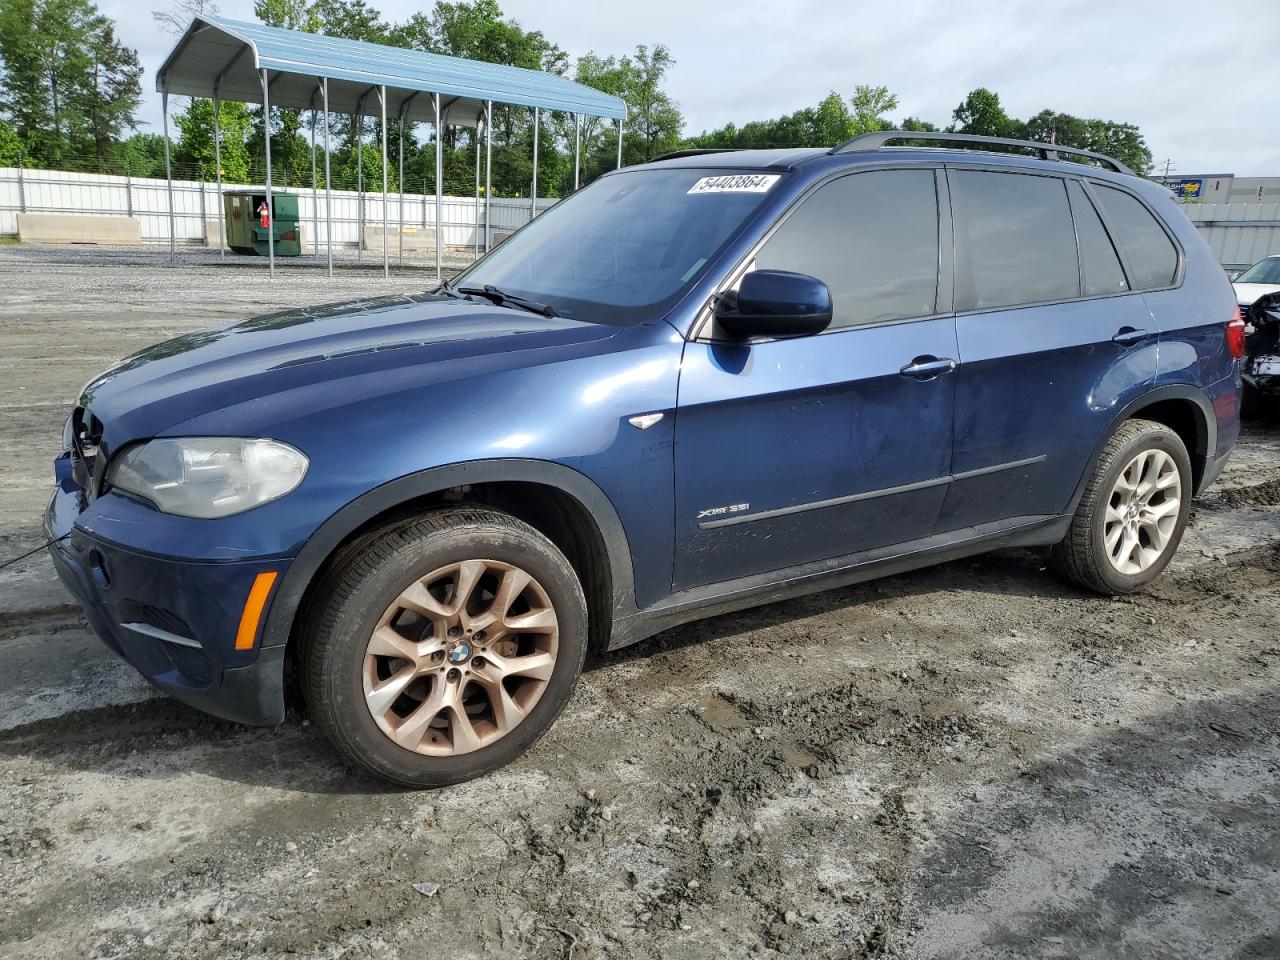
[949,87,1013,137]
[0,0,142,164]
[84,23,141,160]
[175,98,252,180]
[849,84,898,134]
[621,44,681,163]
[0,118,22,164]
[900,116,939,132]
[118,132,168,177]
[1019,108,1152,175]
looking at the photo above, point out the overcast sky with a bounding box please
[108,0,1279,176]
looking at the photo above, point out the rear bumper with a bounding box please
[45,481,289,726]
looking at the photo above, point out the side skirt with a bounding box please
[607,514,1071,651]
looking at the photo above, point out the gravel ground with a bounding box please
[1,245,1278,960]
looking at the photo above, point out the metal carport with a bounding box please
[156,15,628,278]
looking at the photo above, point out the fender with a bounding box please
[1067,383,1217,512]
[259,458,639,649]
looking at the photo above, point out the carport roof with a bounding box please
[156,15,627,128]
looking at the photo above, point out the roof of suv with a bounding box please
[640,132,1137,180]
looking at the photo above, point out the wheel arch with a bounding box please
[261,460,639,660]
[1071,385,1216,511]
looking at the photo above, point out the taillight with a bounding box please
[1226,305,1246,360]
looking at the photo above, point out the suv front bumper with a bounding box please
[44,478,289,726]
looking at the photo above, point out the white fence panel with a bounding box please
[0,166,557,248]
[1183,202,1280,271]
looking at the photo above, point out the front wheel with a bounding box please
[1051,419,1192,594]
[300,507,588,787]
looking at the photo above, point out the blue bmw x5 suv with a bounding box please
[48,132,1243,786]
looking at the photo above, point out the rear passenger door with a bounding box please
[937,167,1161,532]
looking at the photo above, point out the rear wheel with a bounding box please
[301,507,587,787]
[1051,419,1191,594]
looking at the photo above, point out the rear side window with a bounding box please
[754,169,939,329]
[951,170,1079,311]
[1091,184,1179,289]
[1066,180,1128,296]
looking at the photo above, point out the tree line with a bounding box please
[1,0,1154,196]
[687,85,1153,175]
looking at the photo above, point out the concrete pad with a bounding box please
[17,213,142,246]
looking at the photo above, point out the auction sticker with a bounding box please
[688,174,780,194]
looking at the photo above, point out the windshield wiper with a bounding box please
[457,284,558,318]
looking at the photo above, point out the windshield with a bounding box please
[453,167,785,324]
[1237,257,1280,285]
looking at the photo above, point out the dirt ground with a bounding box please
[1,245,1278,960]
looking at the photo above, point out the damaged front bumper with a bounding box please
[44,458,289,726]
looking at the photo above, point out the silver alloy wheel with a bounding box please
[362,559,559,756]
[1103,448,1182,575]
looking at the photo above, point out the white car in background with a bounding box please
[1233,255,1280,308]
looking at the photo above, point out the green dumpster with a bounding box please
[222,191,301,257]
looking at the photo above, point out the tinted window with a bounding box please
[753,169,939,328]
[456,167,779,325]
[1067,180,1128,296]
[952,170,1079,311]
[1092,184,1179,290]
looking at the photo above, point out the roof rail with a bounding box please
[651,148,744,162]
[829,131,1134,176]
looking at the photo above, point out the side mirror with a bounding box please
[714,270,832,339]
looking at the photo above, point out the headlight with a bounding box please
[106,438,308,519]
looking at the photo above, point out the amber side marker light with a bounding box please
[235,571,279,651]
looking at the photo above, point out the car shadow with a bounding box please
[590,545,1086,672]
[0,545,1090,795]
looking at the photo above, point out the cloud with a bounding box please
[116,0,1278,175]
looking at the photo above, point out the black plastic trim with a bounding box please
[698,455,1047,530]
[612,513,1071,649]
[1068,384,1217,509]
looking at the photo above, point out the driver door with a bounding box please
[672,168,958,590]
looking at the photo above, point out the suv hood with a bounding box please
[1234,281,1280,307]
[80,293,625,444]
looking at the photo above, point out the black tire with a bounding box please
[300,507,587,788]
[1050,418,1192,595]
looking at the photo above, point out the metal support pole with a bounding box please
[530,106,539,221]
[213,86,224,259]
[484,100,492,253]
[16,156,24,213]
[260,69,275,275]
[434,93,442,282]
[617,118,624,169]
[322,78,332,278]
[574,114,581,191]
[398,106,406,267]
[162,86,175,260]
[310,90,318,260]
[474,113,481,262]
[379,86,389,279]
[356,99,364,264]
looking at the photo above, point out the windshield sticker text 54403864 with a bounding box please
[687,174,780,195]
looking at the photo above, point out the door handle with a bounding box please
[1112,326,1154,346]
[899,356,958,379]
